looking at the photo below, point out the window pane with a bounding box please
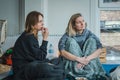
[100,10,120,59]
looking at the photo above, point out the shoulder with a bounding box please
[84,29,99,39]
[83,29,93,37]
[85,29,92,34]
[85,29,95,36]
[61,33,69,38]
[59,33,69,43]
[24,32,37,41]
[16,32,37,43]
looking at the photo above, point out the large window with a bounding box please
[100,10,120,58]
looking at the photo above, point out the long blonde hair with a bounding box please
[66,13,83,36]
[25,11,43,39]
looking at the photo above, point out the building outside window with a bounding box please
[100,10,120,58]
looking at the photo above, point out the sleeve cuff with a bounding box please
[42,40,48,46]
[58,47,65,51]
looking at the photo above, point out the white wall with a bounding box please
[0,0,101,52]
[24,0,100,36]
[0,0,19,36]
[47,0,90,35]
[0,0,100,37]
[19,0,25,33]
[24,0,48,28]
[90,0,100,37]
[25,0,42,17]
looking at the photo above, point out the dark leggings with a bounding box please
[25,61,64,79]
[13,58,64,80]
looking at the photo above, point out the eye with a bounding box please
[38,20,43,23]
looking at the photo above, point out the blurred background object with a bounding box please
[0,20,7,55]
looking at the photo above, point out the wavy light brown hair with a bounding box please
[25,11,43,38]
[66,13,83,36]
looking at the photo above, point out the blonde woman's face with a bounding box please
[74,16,85,31]
[34,15,44,31]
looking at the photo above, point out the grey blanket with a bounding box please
[64,37,105,79]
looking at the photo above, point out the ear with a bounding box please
[31,25,36,31]
[31,26,34,29]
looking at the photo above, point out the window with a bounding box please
[100,10,120,58]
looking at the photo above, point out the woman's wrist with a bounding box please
[86,56,91,61]
[43,38,48,41]
[75,56,80,62]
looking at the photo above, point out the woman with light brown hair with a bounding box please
[12,11,64,80]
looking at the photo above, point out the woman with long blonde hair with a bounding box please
[59,13,107,80]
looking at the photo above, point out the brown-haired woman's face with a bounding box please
[74,16,85,31]
[34,15,44,31]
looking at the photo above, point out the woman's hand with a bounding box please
[41,27,49,41]
[85,57,91,65]
[76,57,91,69]
[76,57,88,65]
[76,63,85,69]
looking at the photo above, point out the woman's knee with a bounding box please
[86,38,96,43]
[84,38,97,47]
[66,38,77,45]
[65,38,80,50]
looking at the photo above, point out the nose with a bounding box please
[42,23,44,26]
[81,22,83,25]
